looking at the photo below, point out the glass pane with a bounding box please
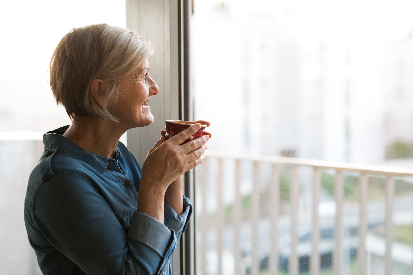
[193,1,413,274]
[0,1,125,273]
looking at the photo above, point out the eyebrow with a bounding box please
[138,67,150,74]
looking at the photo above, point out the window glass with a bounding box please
[193,1,413,274]
[0,1,125,273]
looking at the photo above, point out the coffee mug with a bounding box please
[165,120,208,144]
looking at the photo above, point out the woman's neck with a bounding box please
[63,117,126,159]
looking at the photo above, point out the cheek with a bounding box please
[119,83,148,110]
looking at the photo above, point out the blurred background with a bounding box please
[192,0,413,274]
[0,0,412,274]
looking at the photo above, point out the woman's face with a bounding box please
[112,59,159,129]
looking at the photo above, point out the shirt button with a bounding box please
[124,181,132,189]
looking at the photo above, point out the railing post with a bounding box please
[200,157,209,275]
[289,165,299,275]
[269,164,280,275]
[233,160,242,275]
[385,175,394,275]
[251,162,261,275]
[311,167,321,275]
[217,158,224,275]
[199,151,413,275]
[334,170,344,275]
[358,172,368,275]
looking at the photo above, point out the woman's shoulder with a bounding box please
[49,149,100,176]
[25,150,94,214]
[28,149,98,190]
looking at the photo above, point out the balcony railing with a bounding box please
[196,151,413,275]
[0,134,43,274]
[1,135,412,274]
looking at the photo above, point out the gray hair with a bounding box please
[50,23,154,121]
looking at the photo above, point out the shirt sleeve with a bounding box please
[164,196,192,236]
[34,171,187,275]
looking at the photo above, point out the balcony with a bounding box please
[196,151,413,275]
[0,134,43,274]
[1,136,412,274]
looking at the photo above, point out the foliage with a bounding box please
[373,224,413,245]
[320,171,358,198]
[321,172,413,201]
[223,167,413,223]
[279,168,291,202]
[385,140,413,159]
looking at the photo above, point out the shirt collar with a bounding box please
[43,125,122,173]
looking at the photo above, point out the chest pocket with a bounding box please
[119,209,135,232]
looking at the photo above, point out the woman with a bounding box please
[24,23,209,275]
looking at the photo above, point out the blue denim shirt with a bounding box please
[24,126,192,275]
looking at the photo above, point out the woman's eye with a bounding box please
[137,71,149,84]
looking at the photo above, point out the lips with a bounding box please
[142,99,150,108]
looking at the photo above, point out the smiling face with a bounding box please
[111,59,159,130]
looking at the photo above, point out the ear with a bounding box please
[89,79,104,106]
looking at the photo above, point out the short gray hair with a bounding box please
[50,23,154,121]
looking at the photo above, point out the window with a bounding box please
[193,1,413,274]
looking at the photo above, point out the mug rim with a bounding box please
[165,120,207,128]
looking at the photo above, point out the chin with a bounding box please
[136,114,155,128]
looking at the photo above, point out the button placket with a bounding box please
[117,162,134,190]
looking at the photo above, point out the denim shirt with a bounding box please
[24,126,192,275]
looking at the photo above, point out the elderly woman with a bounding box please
[24,24,209,275]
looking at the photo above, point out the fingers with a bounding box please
[148,131,167,154]
[195,120,211,127]
[195,120,212,137]
[168,123,201,145]
[182,134,209,154]
[187,155,206,170]
[142,124,209,189]
[185,143,207,163]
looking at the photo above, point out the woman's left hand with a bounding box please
[195,120,212,138]
[147,130,167,155]
[138,121,210,222]
[141,123,209,191]
[148,119,211,155]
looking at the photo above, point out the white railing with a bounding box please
[0,135,43,275]
[196,151,413,275]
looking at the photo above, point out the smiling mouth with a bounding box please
[142,102,149,108]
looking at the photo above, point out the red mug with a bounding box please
[165,120,208,144]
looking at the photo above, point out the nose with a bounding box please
[148,76,159,96]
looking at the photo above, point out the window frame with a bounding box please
[126,0,195,274]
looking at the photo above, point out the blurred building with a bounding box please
[383,30,413,156]
[194,0,413,166]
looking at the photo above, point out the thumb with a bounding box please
[148,131,167,155]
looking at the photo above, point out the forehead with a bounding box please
[128,59,149,78]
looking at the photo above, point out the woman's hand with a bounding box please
[141,123,209,192]
[195,120,212,138]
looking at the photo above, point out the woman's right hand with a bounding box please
[140,123,209,192]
